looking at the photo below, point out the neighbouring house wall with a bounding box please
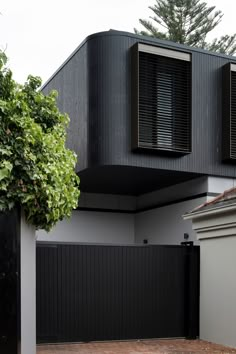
[185,192,236,349]
[135,197,206,245]
[200,236,236,348]
[37,210,135,244]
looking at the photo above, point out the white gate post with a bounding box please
[20,211,36,354]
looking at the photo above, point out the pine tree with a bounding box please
[134,0,236,55]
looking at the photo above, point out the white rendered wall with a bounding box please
[200,236,236,348]
[208,176,236,194]
[37,199,205,245]
[37,210,135,244]
[20,213,36,354]
[135,197,206,245]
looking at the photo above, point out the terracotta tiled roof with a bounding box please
[189,186,236,214]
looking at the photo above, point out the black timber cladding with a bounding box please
[37,243,200,343]
[42,41,89,172]
[42,30,236,181]
[0,209,21,354]
[132,43,191,154]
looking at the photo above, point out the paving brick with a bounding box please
[37,339,236,353]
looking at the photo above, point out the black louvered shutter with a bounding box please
[132,44,191,154]
[222,63,236,161]
[231,71,236,158]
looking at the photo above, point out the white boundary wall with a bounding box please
[185,203,236,348]
[37,211,135,244]
[200,236,236,348]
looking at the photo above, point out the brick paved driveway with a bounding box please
[37,339,236,353]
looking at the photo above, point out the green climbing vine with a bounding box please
[0,51,80,231]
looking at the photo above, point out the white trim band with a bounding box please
[138,43,191,62]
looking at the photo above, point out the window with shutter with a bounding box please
[132,43,192,155]
[222,63,236,162]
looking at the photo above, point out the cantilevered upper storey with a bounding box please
[42,30,236,195]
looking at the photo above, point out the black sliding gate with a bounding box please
[36,243,199,343]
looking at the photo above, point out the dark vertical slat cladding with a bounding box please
[64,245,70,340]
[60,244,75,342]
[191,53,223,173]
[36,245,58,343]
[73,246,79,339]
[58,245,65,342]
[82,245,88,341]
[0,209,20,354]
[42,42,89,172]
[36,243,200,343]
[86,246,92,340]
[184,246,200,339]
[57,245,62,341]
[74,245,79,338]
[42,31,236,178]
[151,246,186,338]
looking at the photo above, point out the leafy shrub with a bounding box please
[0,52,80,231]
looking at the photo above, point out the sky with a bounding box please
[0,0,235,84]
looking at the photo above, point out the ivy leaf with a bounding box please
[0,161,13,181]
[0,169,10,181]
[0,147,12,156]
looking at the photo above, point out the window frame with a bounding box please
[131,42,192,155]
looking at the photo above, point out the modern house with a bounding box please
[35,30,236,344]
[37,29,236,245]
